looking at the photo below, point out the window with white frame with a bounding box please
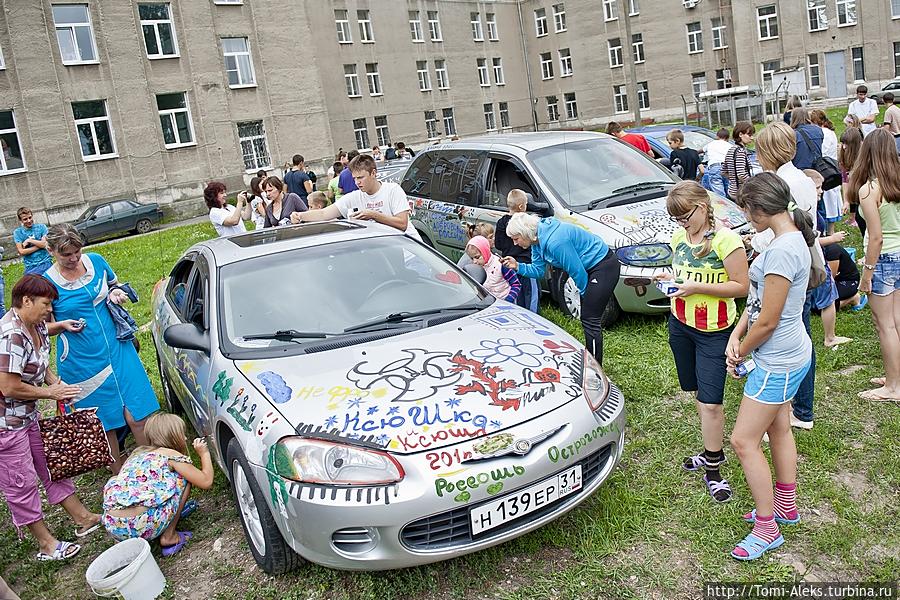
[603,0,618,21]
[893,0,900,18]
[366,63,382,95]
[837,0,856,26]
[807,54,820,87]
[409,11,423,42]
[546,96,559,122]
[477,58,489,86]
[442,108,456,136]
[427,11,442,41]
[156,92,194,148]
[632,34,644,63]
[613,85,628,113]
[711,18,727,49]
[417,61,431,91]
[484,103,496,131]
[691,72,707,97]
[353,118,369,150]
[686,22,703,53]
[0,46,4,69]
[808,0,828,31]
[499,102,509,129]
[895,42,900,77]
[335,10,352,43]
[851,46,864,80]
[761,60,779,91]
[344,64,360,97]
[564,92,577,120]
[237,121,270,171]
[72,100,116,160]
[425,111,439,139]
[553,4,566,32]
[637,81,649,110]
[471,13,483,41]
[52,4,98,64]
[540,52,554,79]
[757,5,778,40]
[222,38,255,88]
[435,60,450,89]
[139,4,178,59]
[357,10,374,42]
[486,13,498,40]
[375,115,390,147]
[716,68,729,89]
[558,49,572,77]
[214,0,242,4]
[629,0,639,15]
[534,9,547,36]
[492,57,505,85]
[0,111,26,173]
[608,38,623,68]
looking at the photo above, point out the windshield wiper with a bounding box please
[242,329,337,343]
[588,181,674,210]
[343,302,484,333]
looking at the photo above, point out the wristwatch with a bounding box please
[863,263,876,271]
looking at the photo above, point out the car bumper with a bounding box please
[614,265,672,315]
[249,383,626,570]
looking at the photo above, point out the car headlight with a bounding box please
[272,437,405,485]
[615,243,672,267]
[582,350,611,413]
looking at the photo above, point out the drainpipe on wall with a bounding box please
[516,1,539,132]
[622,8,641,126]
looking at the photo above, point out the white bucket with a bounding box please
[85,538,166,600]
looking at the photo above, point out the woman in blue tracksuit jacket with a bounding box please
[501,213,621,364]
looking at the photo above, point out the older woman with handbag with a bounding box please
[0,275,100,561]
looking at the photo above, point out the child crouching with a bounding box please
[101,413,214,556]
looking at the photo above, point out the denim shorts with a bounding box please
[871,251,900,297]
[743,361,811,405]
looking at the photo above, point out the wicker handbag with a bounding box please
[39,408,114,481]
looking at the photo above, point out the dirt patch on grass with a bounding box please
[835,365,867,377]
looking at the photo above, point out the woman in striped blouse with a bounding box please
[724,121,755,201]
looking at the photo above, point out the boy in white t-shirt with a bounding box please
[844,85,879,137]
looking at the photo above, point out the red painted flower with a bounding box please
[534,368,561,383]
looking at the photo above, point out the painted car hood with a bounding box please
[235,304,589,454]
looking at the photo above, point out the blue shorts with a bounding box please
[743,361,811,405]
[871,251,900,297]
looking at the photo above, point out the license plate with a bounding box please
[469,465,582,536]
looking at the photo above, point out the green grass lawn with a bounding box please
[0,222,896,600]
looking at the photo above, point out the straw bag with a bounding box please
[39,408,114,481]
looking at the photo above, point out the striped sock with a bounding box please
[774,481,799,521]
[733,514,780,558]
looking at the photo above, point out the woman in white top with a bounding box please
[204,181,251,237]
[247,176,267,230]
[810,109,843,235]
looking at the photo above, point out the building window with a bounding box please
[686,22,703,54]
[893,0,900,18]
[344,64,360,97]
[237,121,270,171]
[837,0,856,26]
[895,42,900,77]
[808,0,828,31]
[484,103,496,131]
[629,0,639,15]
[435,59,450,89]
[540,52,554,79]
[486,13,498,40]
[357,10,374,43]
[761,60,780,91]
[608,39,623,68]
[603,0,618,21]
[558,49,572,77]
[139,4,178,59]
[692,72,707,97]
[613,85,628,113]
[366,63,382,95]
[375,115,390,147]
[632,34,644,64]
[471,13,483,41]
[353,118,369,150]
[156,92,194,148]
[637,81,649,110]
[409,11,423,42]
[427,11,442,41]
[711,18,727,49]
[564,92,577,120]
[222,37,255,88]
[534,9,547,36]
[425,111,439,139]
[807,54,820,88]
[553,4,567,32]
[72,100,116,160]
[757,5,778,40]
[492,58,505,85]
[851,46,864,81]
[52,4,98,64]
[477,58,489,86]
[335,9,352,43]
[0,46,4,69]
[0,111,26,173]
[546,96,559,122]
[213,0,242,4]
[716,68,730,89]
[442,108,456,136]
[499,102,510,129]
[417,61,431,91]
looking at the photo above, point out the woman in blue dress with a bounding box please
[43,224,159,473]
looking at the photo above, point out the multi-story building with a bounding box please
[0,0,897,232]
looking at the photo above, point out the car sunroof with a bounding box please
[227,221,364,247]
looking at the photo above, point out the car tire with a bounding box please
[135,219,153,235]
[555,272,621,328]
[154,349,184,415]
[79,232,89,246]
[226,438,303,575]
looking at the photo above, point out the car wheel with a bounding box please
[226,438,303,574]
[79,232,89,246]
[555,273,621,328]
[135,219,153,234]
[154,350,183,415]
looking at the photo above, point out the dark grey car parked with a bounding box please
[73,199,163,243]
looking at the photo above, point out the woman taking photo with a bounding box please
[0,275,100,561]
[43,224,159,473]
[658,181,749,503]
[501,213,619,365]
[727,173,815,560]
[205,181,250,237]
[723,121,754,202]
[261,175,308,227]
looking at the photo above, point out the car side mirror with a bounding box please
[527,197,553,217]
[164,323,210,353]
[461,263,487,285]
[89,215,97,221]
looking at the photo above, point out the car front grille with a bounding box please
[400,443,613,551]
[331,527,378,554]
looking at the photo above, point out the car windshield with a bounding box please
[527,138,677,211]
[76,206,93,221]
[218,236,488,355]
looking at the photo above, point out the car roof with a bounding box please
[423,131,613,153]
[627,125,715,137]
